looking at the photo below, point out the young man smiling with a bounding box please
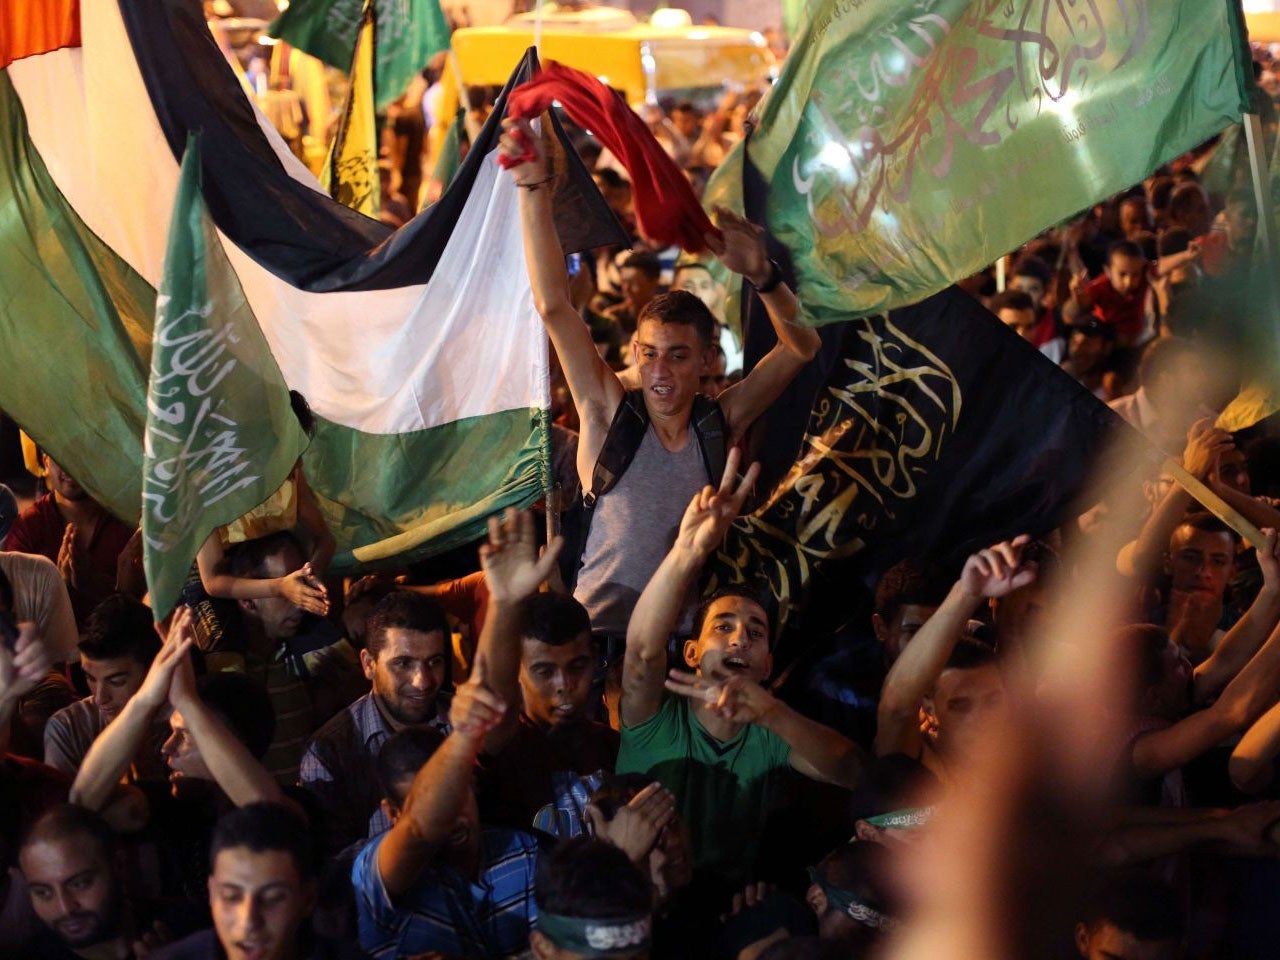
[300,591,452,856]
[616,450,864,891]
[500,118,820,640]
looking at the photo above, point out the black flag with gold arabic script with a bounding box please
[709,286,1131,632]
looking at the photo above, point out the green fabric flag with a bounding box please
[705,0,1253,325]
[142,136,308,619]
[270,0,449,109]
[0,70,152,520]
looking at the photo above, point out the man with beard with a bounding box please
[617,452,864,893]
[19,804,195,959]
[4,450,138,625]
[300,592,452,856]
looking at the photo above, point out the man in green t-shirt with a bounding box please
[616,449,866,890]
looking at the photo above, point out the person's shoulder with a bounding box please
[46,696,98,732]
[0,549,59,579]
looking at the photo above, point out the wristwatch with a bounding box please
[753,259,784,294]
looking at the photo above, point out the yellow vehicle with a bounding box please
[428,15,776,164]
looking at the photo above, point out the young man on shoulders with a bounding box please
[616,450,864,892]
[500,118,820,639]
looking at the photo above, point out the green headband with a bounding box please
[863,806,934,830]
[537,912,652,956]
[806,867,899,933]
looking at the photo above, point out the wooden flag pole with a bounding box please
[1163,457,1266,550]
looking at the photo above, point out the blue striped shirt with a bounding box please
[352,827,541,959]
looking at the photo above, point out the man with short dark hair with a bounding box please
[352,672,543,958]
[618,452,863,891]
[44,593,166,777]
[300,591,452,856]
[1074,872,1183,960]
[990,289,1040,343]
[152,802,369,960]
[876,538,1035,779]
[871,560,948,667]
[463,511,619,834]
[223,532,364,783]
[531,837,653,960]
[19,804,191,959]
[1061,318,1116,398]
[603,250,662,339]
[501,118,820,640]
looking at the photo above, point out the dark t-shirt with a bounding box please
[152,926,371,960]
[478,714,619,831]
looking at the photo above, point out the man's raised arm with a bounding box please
[622,449,759,727]
[376,676,505,899]
[501,119,623,431]
[471,507,563,754]
[709,207,819,442]
[875,537,1036,758]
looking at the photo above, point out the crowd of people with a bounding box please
[8,18,1280,960]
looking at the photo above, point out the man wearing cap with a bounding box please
[1060,318,1116,399]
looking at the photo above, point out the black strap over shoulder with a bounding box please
[585,390,651,507]
[560,389,729,591]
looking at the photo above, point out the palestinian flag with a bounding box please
[1,0,624,569]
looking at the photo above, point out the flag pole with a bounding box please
[1163,457,1266,551]
[1243,113,1280,333]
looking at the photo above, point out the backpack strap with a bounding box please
[584,390,650,507]
[691,395,728,486]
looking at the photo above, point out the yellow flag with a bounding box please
[321,0,379,217]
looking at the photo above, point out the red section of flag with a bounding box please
[506,60,719,253]
[3,0,80,69]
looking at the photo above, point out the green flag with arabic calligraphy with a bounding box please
[706,0,1253,325]
[270,0,450,110]
[142,136,308,620]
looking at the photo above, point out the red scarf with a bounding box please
[504,61,718,253]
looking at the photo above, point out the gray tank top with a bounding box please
[574,423,708,636]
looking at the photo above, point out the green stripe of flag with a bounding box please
[1,69,547,574]
[707,0,1253,325]
[0,69,151,522]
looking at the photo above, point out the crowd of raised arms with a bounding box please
[6,34,1280,960]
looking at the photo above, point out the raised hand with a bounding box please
[135,608,197,713]
[448,676,507,745]
[957,535,1037,601]
[498,118,547,186]
[0,623,51,703]
[584,781,677,864]
[479,508,563,603]
[1185,417,1234,482]
[279,562,328,616]
[664,670,776,725]
[674,447,761,562]
[57,523,79,588]
[705,206,769,285]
